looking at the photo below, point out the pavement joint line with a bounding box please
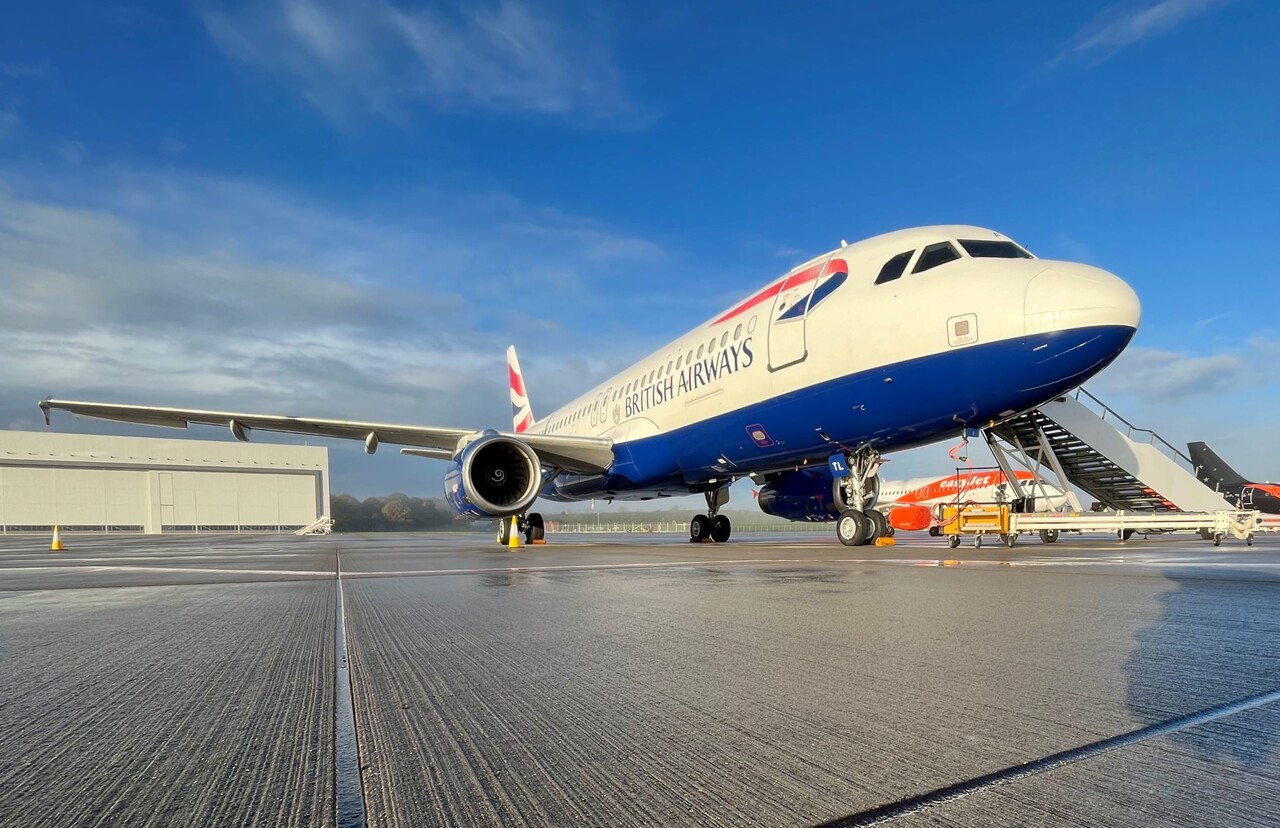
[334,546,368,828]
[812,686,1280,827]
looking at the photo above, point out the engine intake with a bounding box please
[443,432,542,519]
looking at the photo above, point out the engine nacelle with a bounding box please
[443,431,542,520]
[888,504,932,532]
[758,466,881,522]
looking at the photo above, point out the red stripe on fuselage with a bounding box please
[712,258,848,325]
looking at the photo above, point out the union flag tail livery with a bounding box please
[507,345,534,434]
[1189,441,1280,514]
[41,225,1141,547]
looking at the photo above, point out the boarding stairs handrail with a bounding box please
[1071,387,1196,469]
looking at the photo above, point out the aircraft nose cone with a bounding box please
[1024,264,1141,333]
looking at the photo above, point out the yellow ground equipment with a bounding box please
[938,503,1017,548]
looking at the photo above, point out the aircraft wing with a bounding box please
[38,398,614,474]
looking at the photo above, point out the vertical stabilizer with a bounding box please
[1187,441,1248,489]
[507,346,534,433]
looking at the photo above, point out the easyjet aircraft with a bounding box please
[1188,442,1280,514]
[41,226,1140,547]
[758,469,1069,532]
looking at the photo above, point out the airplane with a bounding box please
[757,468,1070,533]
[40,225,1141,547]
[1188,441,1280,514]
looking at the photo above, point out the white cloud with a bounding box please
[0,169,673,495]
[203,0,641,124]
[1052,0,1234,67]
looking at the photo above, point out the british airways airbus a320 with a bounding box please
[41,226,1140,546]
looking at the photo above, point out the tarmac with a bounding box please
[1,529,1278,827]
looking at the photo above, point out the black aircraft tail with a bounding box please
[1187,441,1249,489]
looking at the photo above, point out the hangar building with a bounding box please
[0,431,329,534]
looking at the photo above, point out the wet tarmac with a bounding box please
[1,529,1278,827]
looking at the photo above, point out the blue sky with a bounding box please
[2,0,1278,503]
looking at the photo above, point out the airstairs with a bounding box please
[294,516,333,536]
[985,388,1231,514]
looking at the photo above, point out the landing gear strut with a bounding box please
[835,447,890,547]
[691,488,731,543]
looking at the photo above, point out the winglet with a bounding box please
[507,346,534,433]
[39,397,51,426]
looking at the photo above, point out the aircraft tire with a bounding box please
[526,512,545,543]
[497,518,511,546]
[863,509,888,545]
[836,510,868,547]
[690,514,712,543]
[1038,528,1059,544]
[711,515,731,543]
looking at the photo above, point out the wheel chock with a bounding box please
[532,539,546,545]
[875,537,896,547]
[50,524,65,552]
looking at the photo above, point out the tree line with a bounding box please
[329,494,461,532]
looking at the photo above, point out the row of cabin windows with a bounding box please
[546,315,758,432]
[874,239,1031,285]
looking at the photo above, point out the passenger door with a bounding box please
[767,255,831,371]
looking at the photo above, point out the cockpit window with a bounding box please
[913,241,961,274]
[959,239,1032,259]
[874,250,913,285]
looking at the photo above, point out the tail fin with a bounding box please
[507,346,534,433]
[1188,441,1248,489]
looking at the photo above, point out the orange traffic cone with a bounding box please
[51,524,65,552]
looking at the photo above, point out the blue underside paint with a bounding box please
[544,324,1135,503]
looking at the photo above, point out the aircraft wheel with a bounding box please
[1000,533,1017,548]
[497,518,511,546]
[711,515,731,543]
[1039,528,1059,544]
[525,512,545,543]
[837,510,868,547]
[947,534,960,549]
[690,514,712,543]
[863,509,888,545]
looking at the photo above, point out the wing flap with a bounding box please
[39,398,614,474]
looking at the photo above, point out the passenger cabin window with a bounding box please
[913,242,961,274]
[874,250,913,285]
[958,239,1032,259]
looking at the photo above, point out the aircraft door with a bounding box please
[767,254,830,371]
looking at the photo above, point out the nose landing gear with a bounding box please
[834,447,890,547]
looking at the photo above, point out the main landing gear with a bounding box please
[690,488,732,543]
[496,512,545,545]
[834,447,892,548]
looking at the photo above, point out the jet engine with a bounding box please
[757,467,880,522]
[443,431,542,519]
[887,504,932,532]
